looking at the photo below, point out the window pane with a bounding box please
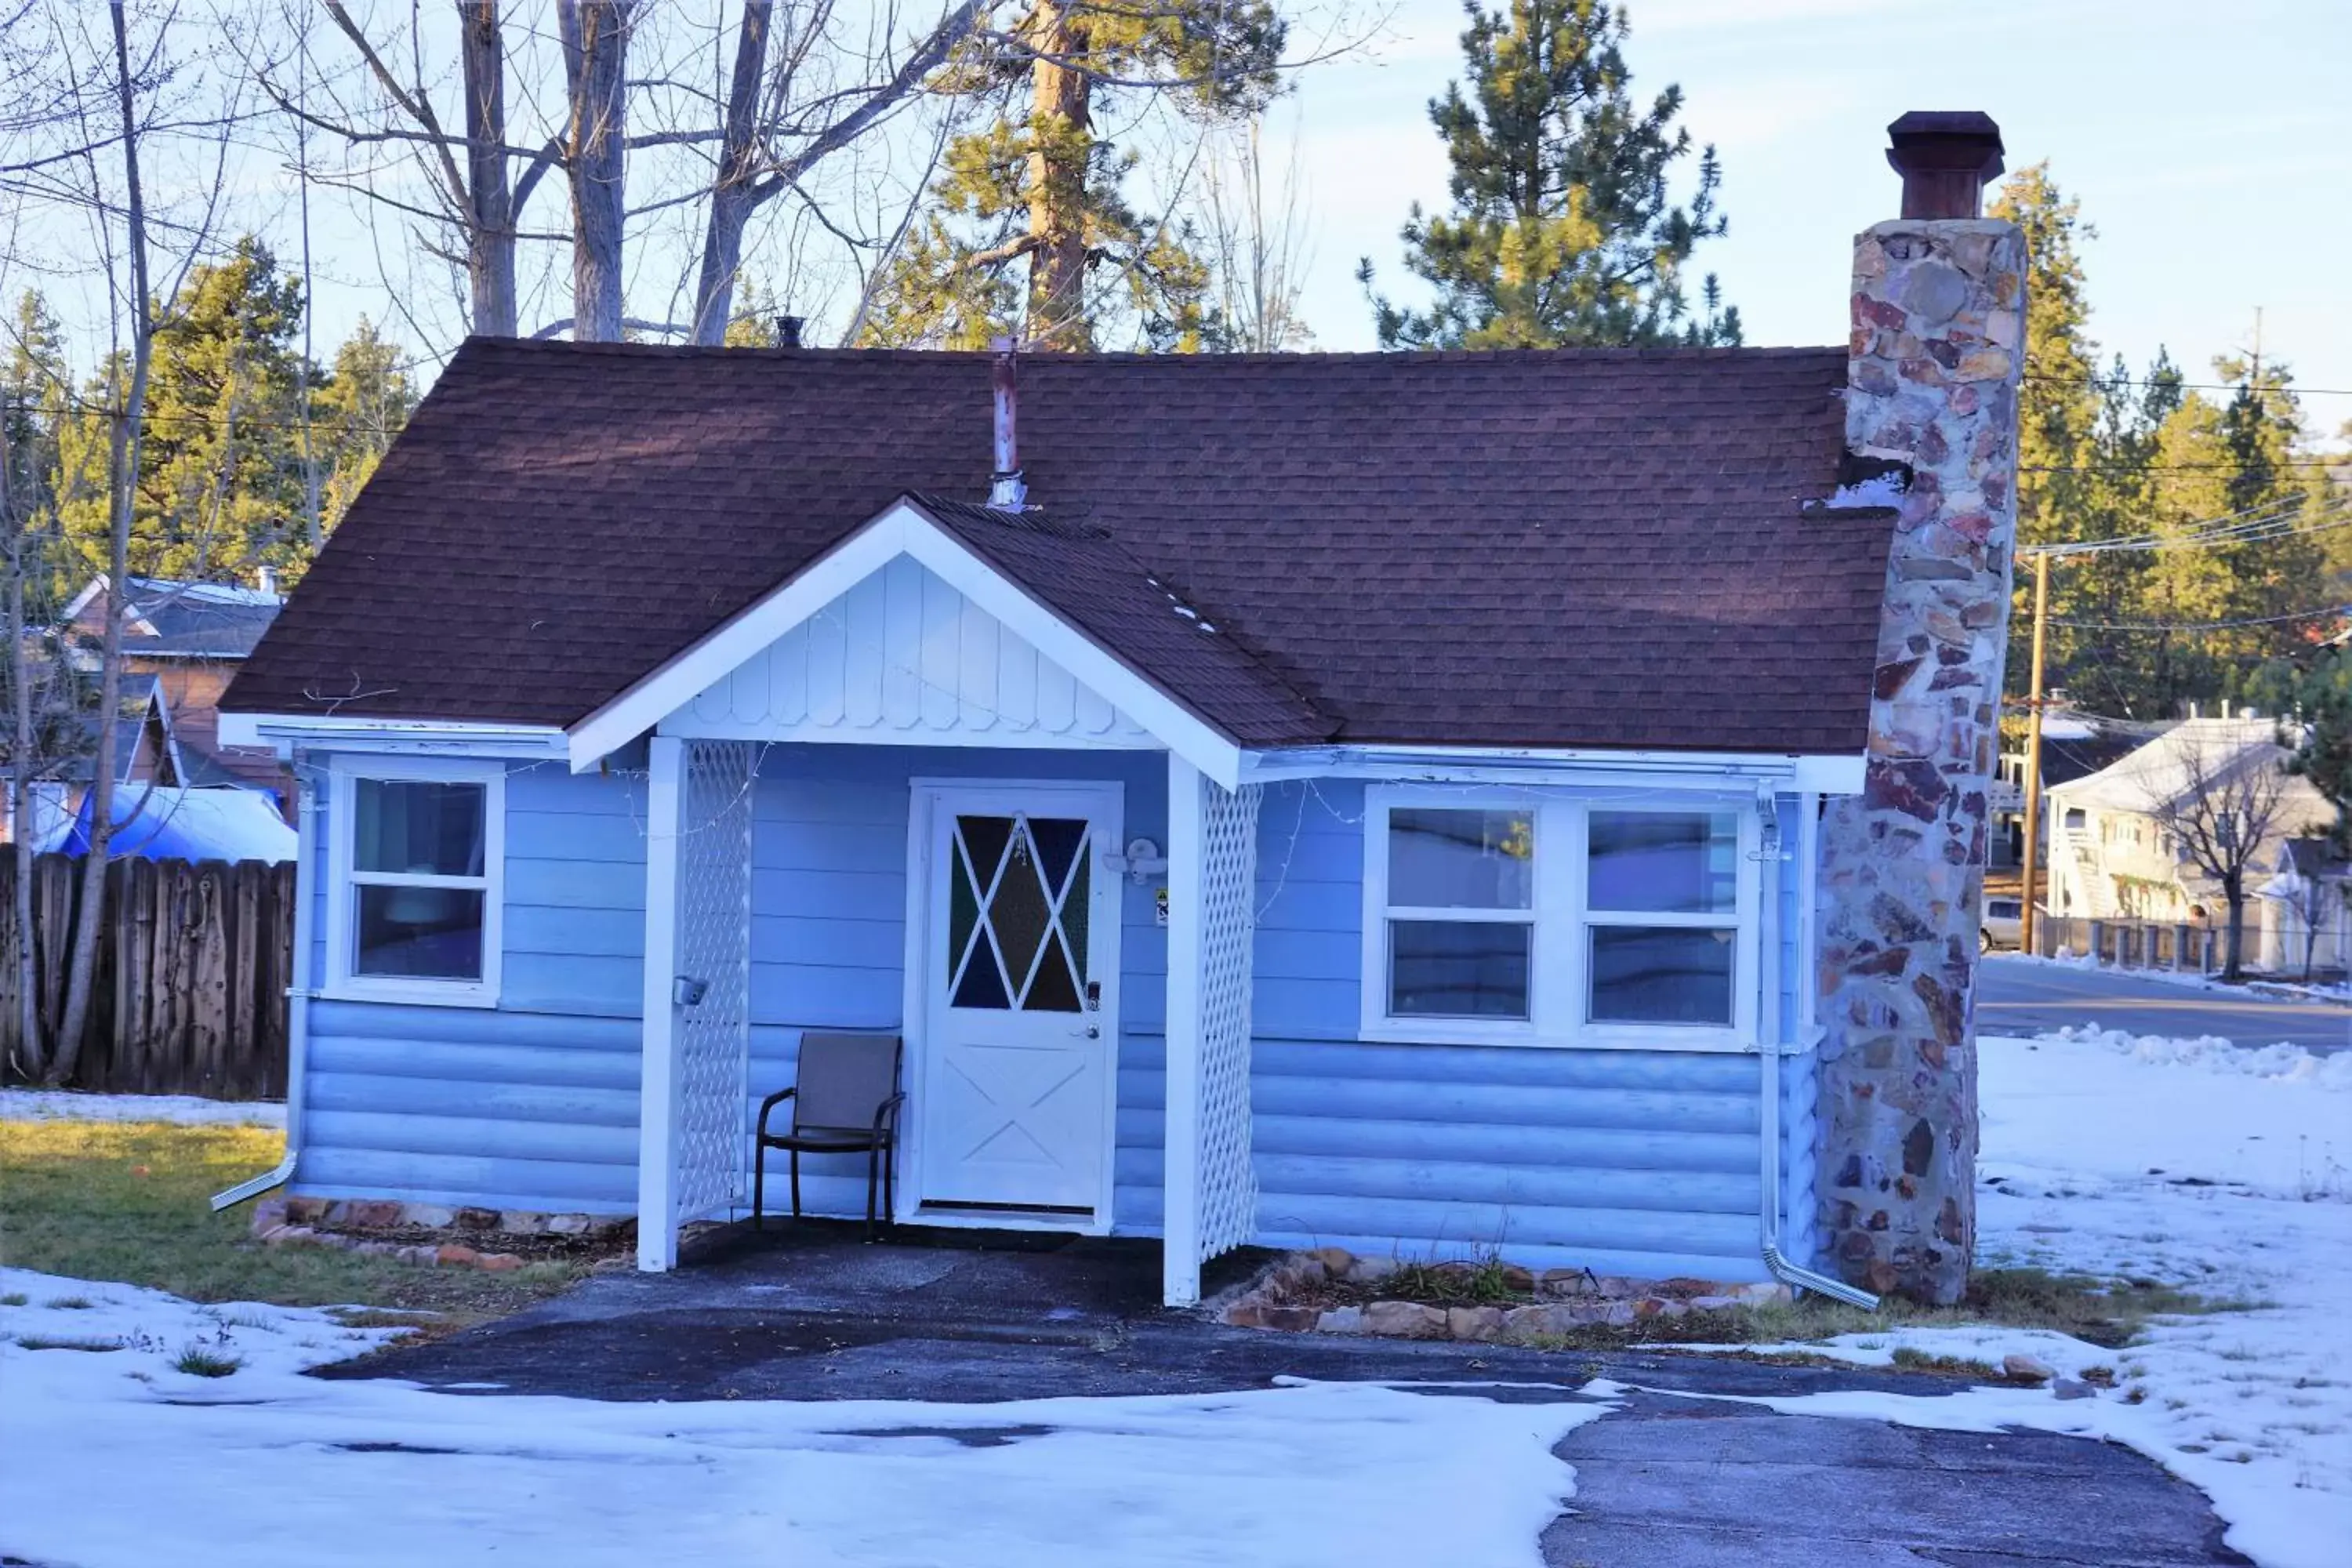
[355,885,485,980]
[1389,809,1533,909]
[1588,926,1734,1025]
[1388,920,1531,1019]
[355,780,485,877]
[1587,811,1737,913]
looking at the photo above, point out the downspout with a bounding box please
[1755,788,1879,1309]
[211,761,316,1210]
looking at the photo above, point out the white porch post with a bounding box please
[1163,753,1206,1305]
[636,735,684,1272]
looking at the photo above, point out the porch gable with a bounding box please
[662,553,1160,753]
[568,498,1247,786]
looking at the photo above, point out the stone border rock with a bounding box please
[250,1196,631,1274]
[1219,1248,1790,1345]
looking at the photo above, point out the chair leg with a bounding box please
[882,1141,895,1232]
[866,1149,882,1243]
[789,1149,802,1221]
[753,1142,767,1232]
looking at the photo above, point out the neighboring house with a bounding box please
[216,115,2027,1305]
[2044,718,2336,927]
[64,574,289,812]
[0,666,172,846]
[1990,703,2152,871]
[2255,838,2351,980]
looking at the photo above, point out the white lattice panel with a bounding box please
[1193,778,1261,1259]
[673,740,755,1222]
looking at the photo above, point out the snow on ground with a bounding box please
[0,1088,285,1127]
[0,1266,1606,1567]
[1706,1029,2352,1568]
[1996,949,2352,1006]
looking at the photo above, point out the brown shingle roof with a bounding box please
[227,339,1890,754]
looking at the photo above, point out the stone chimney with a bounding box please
[1813,111,2025,1305]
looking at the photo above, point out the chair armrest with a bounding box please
[873,1091,907,1137]
[757,1087,797,1138]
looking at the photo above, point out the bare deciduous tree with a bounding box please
[2150,738,2294,982]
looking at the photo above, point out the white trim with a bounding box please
[636,737,684,1272]
[1356,783,1762,1052]
[898,775,1124,1236]
[565,499,1245,788]
[218,710,568,758]
[1163,753,1203,1305]
[319,754,506,1009]
[1243,746,1865,796]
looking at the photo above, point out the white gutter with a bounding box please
[1243,746,1864,795]
[210,764,317,1211]
[1754,786,1879,1311]
[219,710,568,760]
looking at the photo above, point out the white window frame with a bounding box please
[1358,785,1759,1052]
[322,754,506,1008]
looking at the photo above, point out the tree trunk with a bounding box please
[1024,0,1092,349]
[2221,881,2246,983]
[689,0,771,347]
[56,2,158,1083]
[1,403,42,1077]
[558,0,632,343]
[459,0,519,337]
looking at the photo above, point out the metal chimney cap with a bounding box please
[774,314,805,348]
[1885,111,2005,220]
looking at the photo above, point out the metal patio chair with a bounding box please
[754,1033,905,1241]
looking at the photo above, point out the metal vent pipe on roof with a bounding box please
[989,335,1027,511]
[775,314,804,348]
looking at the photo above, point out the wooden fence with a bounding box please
[0,853,292,1098]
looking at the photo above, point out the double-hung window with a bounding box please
[325,757,504,1006]
[1362,788,1757,1048]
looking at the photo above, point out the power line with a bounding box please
[2046,604,2348,633]
[2024,496,2352,559]
[2022,374,2352,397]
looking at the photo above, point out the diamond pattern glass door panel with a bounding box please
[922,797,1115,1216]
[946,814,1092,1014]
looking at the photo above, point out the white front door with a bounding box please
[909,782,1120,1223]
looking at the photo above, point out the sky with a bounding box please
[1284,0,2351,418]
[23,0,2349,442]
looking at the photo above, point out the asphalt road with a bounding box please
[1978,954,2352,1054]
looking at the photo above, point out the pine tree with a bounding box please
[859,0,1285,350]
[310,317,416,548]
[56,237,308,586]
[1363,0,1737,349]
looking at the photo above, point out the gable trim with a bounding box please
[564,498,1246,787]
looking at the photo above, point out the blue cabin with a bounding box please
[217,340,1900,1305]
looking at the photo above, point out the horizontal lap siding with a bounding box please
[1226,779,1779,1281]
[295,762,649,1214]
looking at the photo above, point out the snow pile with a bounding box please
[1718,1031,2352,1567]
[0,1265,1606,1568]
[2037,1023,2352,1092]
[0,1089,285,1127]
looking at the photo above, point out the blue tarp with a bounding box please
[43,786,295,864]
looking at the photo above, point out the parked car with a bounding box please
[1981,897,2024,952]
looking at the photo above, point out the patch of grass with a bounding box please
[44,1294,93,1309]
[13,1334,123,1352]
[172,1345,242,1377]
[1370,1253,1530,1307]
[0,1119,585,1326]
[0,1291,28,1306]
[1891,1347,2001,1378]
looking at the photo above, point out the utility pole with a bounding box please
[2018,548,2053,955]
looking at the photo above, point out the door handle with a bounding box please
[1073,1023,1100,1040]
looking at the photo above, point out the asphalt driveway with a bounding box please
[330,1224,2249,1566]
[1979,955,2351,1054]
